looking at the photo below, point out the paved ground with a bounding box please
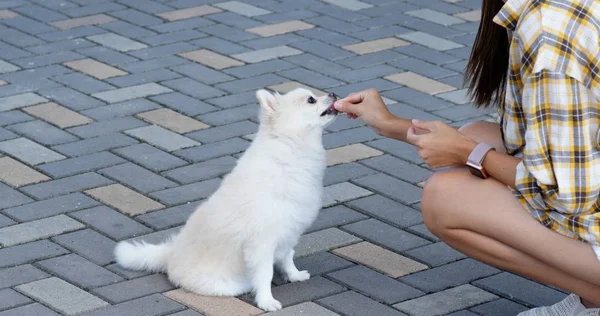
[0,0,570,315]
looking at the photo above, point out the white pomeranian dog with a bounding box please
[114,88,339,311]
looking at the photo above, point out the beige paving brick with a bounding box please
[326,143,383,167]
[24,102,93,129]
[136,108,209,133]
[157,5,222,21]
[0,9,18,20]
[454,9,481,21]
[246,20,314,37]
[63,59,127,80]
[385,72,456,95]
[343,37,409,55]
[0,80,6,86]
[178,49,244,70]
[49,14,117,30]
[85,184,164,216]
[268,81,325,96]
[269,302,340,315]
[0,157,50,187]
[164,289,262,316]
[333,241,428,278]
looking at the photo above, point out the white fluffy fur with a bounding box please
[114,88,338,312]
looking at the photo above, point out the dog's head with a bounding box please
[255,88,339,135]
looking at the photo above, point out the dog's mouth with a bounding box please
[320,103,338,117]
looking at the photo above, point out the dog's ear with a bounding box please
[256,89,278,114]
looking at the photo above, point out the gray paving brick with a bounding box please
[80,294,185,316]
[161,77,226,99]
[0,182,32,210]
[128,42,196,60]
[112,143,188,172]
[141,29,207,46]
[0,92,47,112]
[117,0,172,14]
[38,86,105,111]
[52,229,116,266]
[2,192,100,222]
[63,2,125,16]
[298,27,357,46]
[186,120,257,143]
[26,39,95,55]
[37,254,123,289]
[342,219,429,253]
[2,16,56,34]
[149,178,220,205]
[106,69,181,88]
[404,242,467,267]
[332,64,399,83]
[407,224,440,242]
[205,90,255,109]
[323,162,377,186]
[283,53,350,75]
[164,156,237,183]
[307,205,368,233]
[110,8,163,26]
[169,63,233,85]
[136,201,198,230]
[0,214,14,228]
[124,125,199,151]
[0,303,60,316]
[0,110,32,126]
[278,68,343,89]
[472,272,567,307]
[0,240,69,268]
[469,298,528,316]
[196,104,257,126]
[295,227,361,258]
[367,138,422,164]
[80,99,161,121]
[68,117,147,138]
[99,162,177,193]
[0,60,19,74]
[317,291,407,316]
[118,56,186,74]
[52,133,138,157]
[223,60,293,79]
[174,137,249,162]
[71,205,153,240]
[20,172,113,200]
[11,51,83,69]
[150,17,214,33]
[0,215,84,247]
[92,83,172,103]
[96,20,157,38]
[0,265,48,289]
[91,274,175,304]
[328,265,424,304]
[37,25,106,42]
[399,258,499,292]
[7,120,78,146]
[0,127,16,141]
[150,92,217,116]
[394,284,497,316]
[251,276,345,308]
[0,288,31,311]
[104,262,149,280]
[353,173,422,205]
[286,40,353,61]
[361,154,432,185]
[12,4,66,22]
[86,32,147,52]
[447,311,479,316]
[201,23,258,42]
[323,126,382,149]
[346,194,422,228]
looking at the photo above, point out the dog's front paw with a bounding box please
[257,298,282,312]
[288,270,310,282]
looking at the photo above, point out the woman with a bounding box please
[334,0,600,314]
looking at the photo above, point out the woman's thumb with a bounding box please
[334,101,359,115]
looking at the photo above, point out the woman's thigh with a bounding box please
[458,120,505,153]
[421,168,600,286]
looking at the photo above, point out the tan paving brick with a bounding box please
[0,9,18,20]
[0,80,6,86]
[343,37,410,55]
[268,81,325,96]
[178,49,244,70]
[454,9,481,21]
[333,241,428,278]
[24,102,93,129]
[164,289,262,316]
[157,5,222,21]
[326,143,383,166]
[246,20,314,37]
[63,58,127,80]
[0,157,50,187]
[385,72,457,95]
[49,14,117,30]
[136,108,209,133]
[85,184,164,216]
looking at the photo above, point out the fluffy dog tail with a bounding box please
[114,237,175,273]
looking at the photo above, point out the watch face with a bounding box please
[468,166,485,179]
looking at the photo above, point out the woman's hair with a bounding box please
[464,0,510,108]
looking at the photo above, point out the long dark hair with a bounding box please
[464,0,510,108]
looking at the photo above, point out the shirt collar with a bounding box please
[493,0,528,31]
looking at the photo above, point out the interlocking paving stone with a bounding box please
[92,83,172,103]
[294,227,361,258]
[317,291,406,316]
[164,289,262,316]
[91,274,175,304]
[393,285,498,316]
[397,31,463,51]
[321,0,373,11]
[157,5,222,21]
[361,154,432,185]
[385,71,456,95]
[148,178,220,205]
[353,173,422,205]
[49,14,116,30]
[342,218,430,253]
[213,1,271,17]
[87,33,148,52]
[80,99,161,121]
[0,303,60,316]
[179,49,244,70]
[406,8,465,26]
[0,92,48,112]
[67,117,148,139]
[164,156,237,183]
[20,172,113,200]
[332,241,428,278]
[174,137,249,162]
[454,9,481,22]
[85,184,164,216]
[343,37,409,55]
[327,265,424,304]
[0,215,84,247]
[16,277,109,315]
[136,108,209,133]
[323,162,377,186]
[269,81,324,96]
[346,194,422,228]
[112,143,188,172]
[135,202,198,230]
[260,276,346,308]
[0,265,48,289]
[0,61,19,74]
[472,272,567,306]
[8,120,78,146]
[63,58,127,80]
[322,182,373,207]
[469,298,528,315]
[0,10,19,20]
[0,240,69,269]
[79,294,185,316]
[52,229,116,266]
[150,92,218,116]
[124,125,200,152]
[247,20,314,37]
[0,156,49,187]
[0,215,14,229]
[36,254,123,289]
[307,205,368,233]
[51,133,138,157]
[269,302,340,316]
[38,152,125,178]
[232,45,303,63]
[326,143,383,166]
[98,162,177,193]
[23,102,93,128]
[70,205,153,240]
[0,182,32,210]
[0,288,31,311]
[404,241,467,267]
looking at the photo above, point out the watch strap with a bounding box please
[467,142,495,166]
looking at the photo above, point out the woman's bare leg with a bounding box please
[420,121,600,306]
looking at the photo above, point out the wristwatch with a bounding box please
[466,142,495,179]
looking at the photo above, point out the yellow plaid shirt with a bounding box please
[494,0,600,246]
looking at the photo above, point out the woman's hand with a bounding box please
[406,119,478,169]
[333,89,398,136]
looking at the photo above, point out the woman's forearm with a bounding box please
[379,117,460,142]
[482,150,520,188]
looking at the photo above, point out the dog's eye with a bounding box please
[307,96,316,104]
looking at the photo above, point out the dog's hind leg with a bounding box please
[243,241,281,312]
[276,249,310,283]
